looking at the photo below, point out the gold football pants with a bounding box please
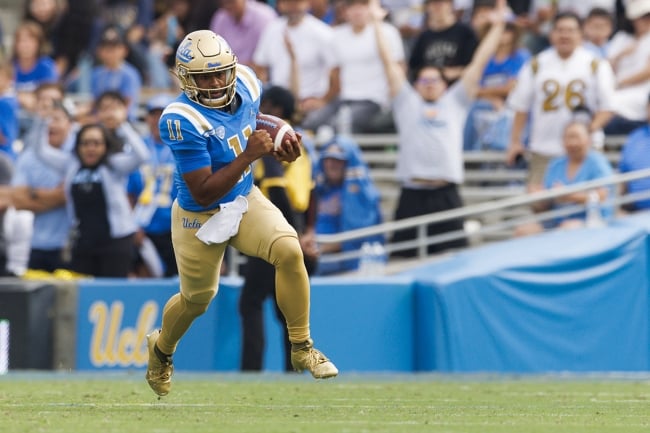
[156,186,310,354]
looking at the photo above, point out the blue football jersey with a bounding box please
[159,65,262,212]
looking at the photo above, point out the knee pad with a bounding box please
[269,236,303,268]
[181,294,210,318]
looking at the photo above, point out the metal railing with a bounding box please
[315,168,650,269]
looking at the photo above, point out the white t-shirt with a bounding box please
[332,22,405,108]
[556,0,616,17]
[392,81,471,184]
[607,31,650,121]
[507,46,616,156]
[253,15,335,100]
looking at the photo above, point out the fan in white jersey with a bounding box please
[506,11,615,191]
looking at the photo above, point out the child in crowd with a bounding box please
[582,8,614,58]
[91,25,142,121]
[12,20,58,114]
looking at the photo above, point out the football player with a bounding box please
[145,30,338,397]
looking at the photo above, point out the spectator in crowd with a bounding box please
[186,0,220,32]
[252,0,336,128]
[23,0,65,56]
[470,0,498,33]
[382,0,424,53]
[0,153,34,277]
[0,61,19,159]
[147,0,189,89]
[463,20,530,151]
[582,7,614,58]
[604,1,650,135]
[506,12,616,192]
[301,0,406,134]
[19,82,71,151]
[210,0,277,67]
[11,101,74,272]
[313,136,384,274]
[309,0,340,25]
[375,0,507,257]
[146,30,337,397]
[408,0,478,83]
[239,85,317,372]
[12,21,59,117]
[618,94,650,213]
[519,0,554,54]
[94,90,133,142]
[37,121,149,278]
[556,0,616,19]
[91,25,143,121]
[48,0,96,86]
[515,120,614,236]
[95,0,155,84]
[127,93,178,277]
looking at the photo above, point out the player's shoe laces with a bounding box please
[291,338,338,379]
[145,329,174,396]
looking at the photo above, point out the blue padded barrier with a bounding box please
[74,222,650,373]
[403,225,649,372]
[75,275,416,372]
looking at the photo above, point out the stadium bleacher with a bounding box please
[332,133,628,235]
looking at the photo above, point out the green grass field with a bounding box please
[1,372,650,433]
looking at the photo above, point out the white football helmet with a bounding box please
[175,30,238,108]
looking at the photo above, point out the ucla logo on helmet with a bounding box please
[206,61,224,68]
[177,40,193,63]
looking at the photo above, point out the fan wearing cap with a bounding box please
[312,136,384,275]
[90,25,142,121]
[127,94,178,278]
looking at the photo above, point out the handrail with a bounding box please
[326,133,628,149]
[315,167,650,250]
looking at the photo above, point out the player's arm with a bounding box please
[182,130,274,207]
[459,0,507,97]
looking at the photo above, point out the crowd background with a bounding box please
[0,0,649,279]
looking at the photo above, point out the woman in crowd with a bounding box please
[37,121,150,277]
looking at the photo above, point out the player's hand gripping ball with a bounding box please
[255,113,298,151]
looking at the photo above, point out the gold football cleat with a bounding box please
[291,339,338,379]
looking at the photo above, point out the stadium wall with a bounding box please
[3,212,650,373]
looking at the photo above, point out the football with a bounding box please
[255,113,297,151]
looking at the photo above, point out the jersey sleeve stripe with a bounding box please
[236,65,261,102]
[166,102,213,135]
